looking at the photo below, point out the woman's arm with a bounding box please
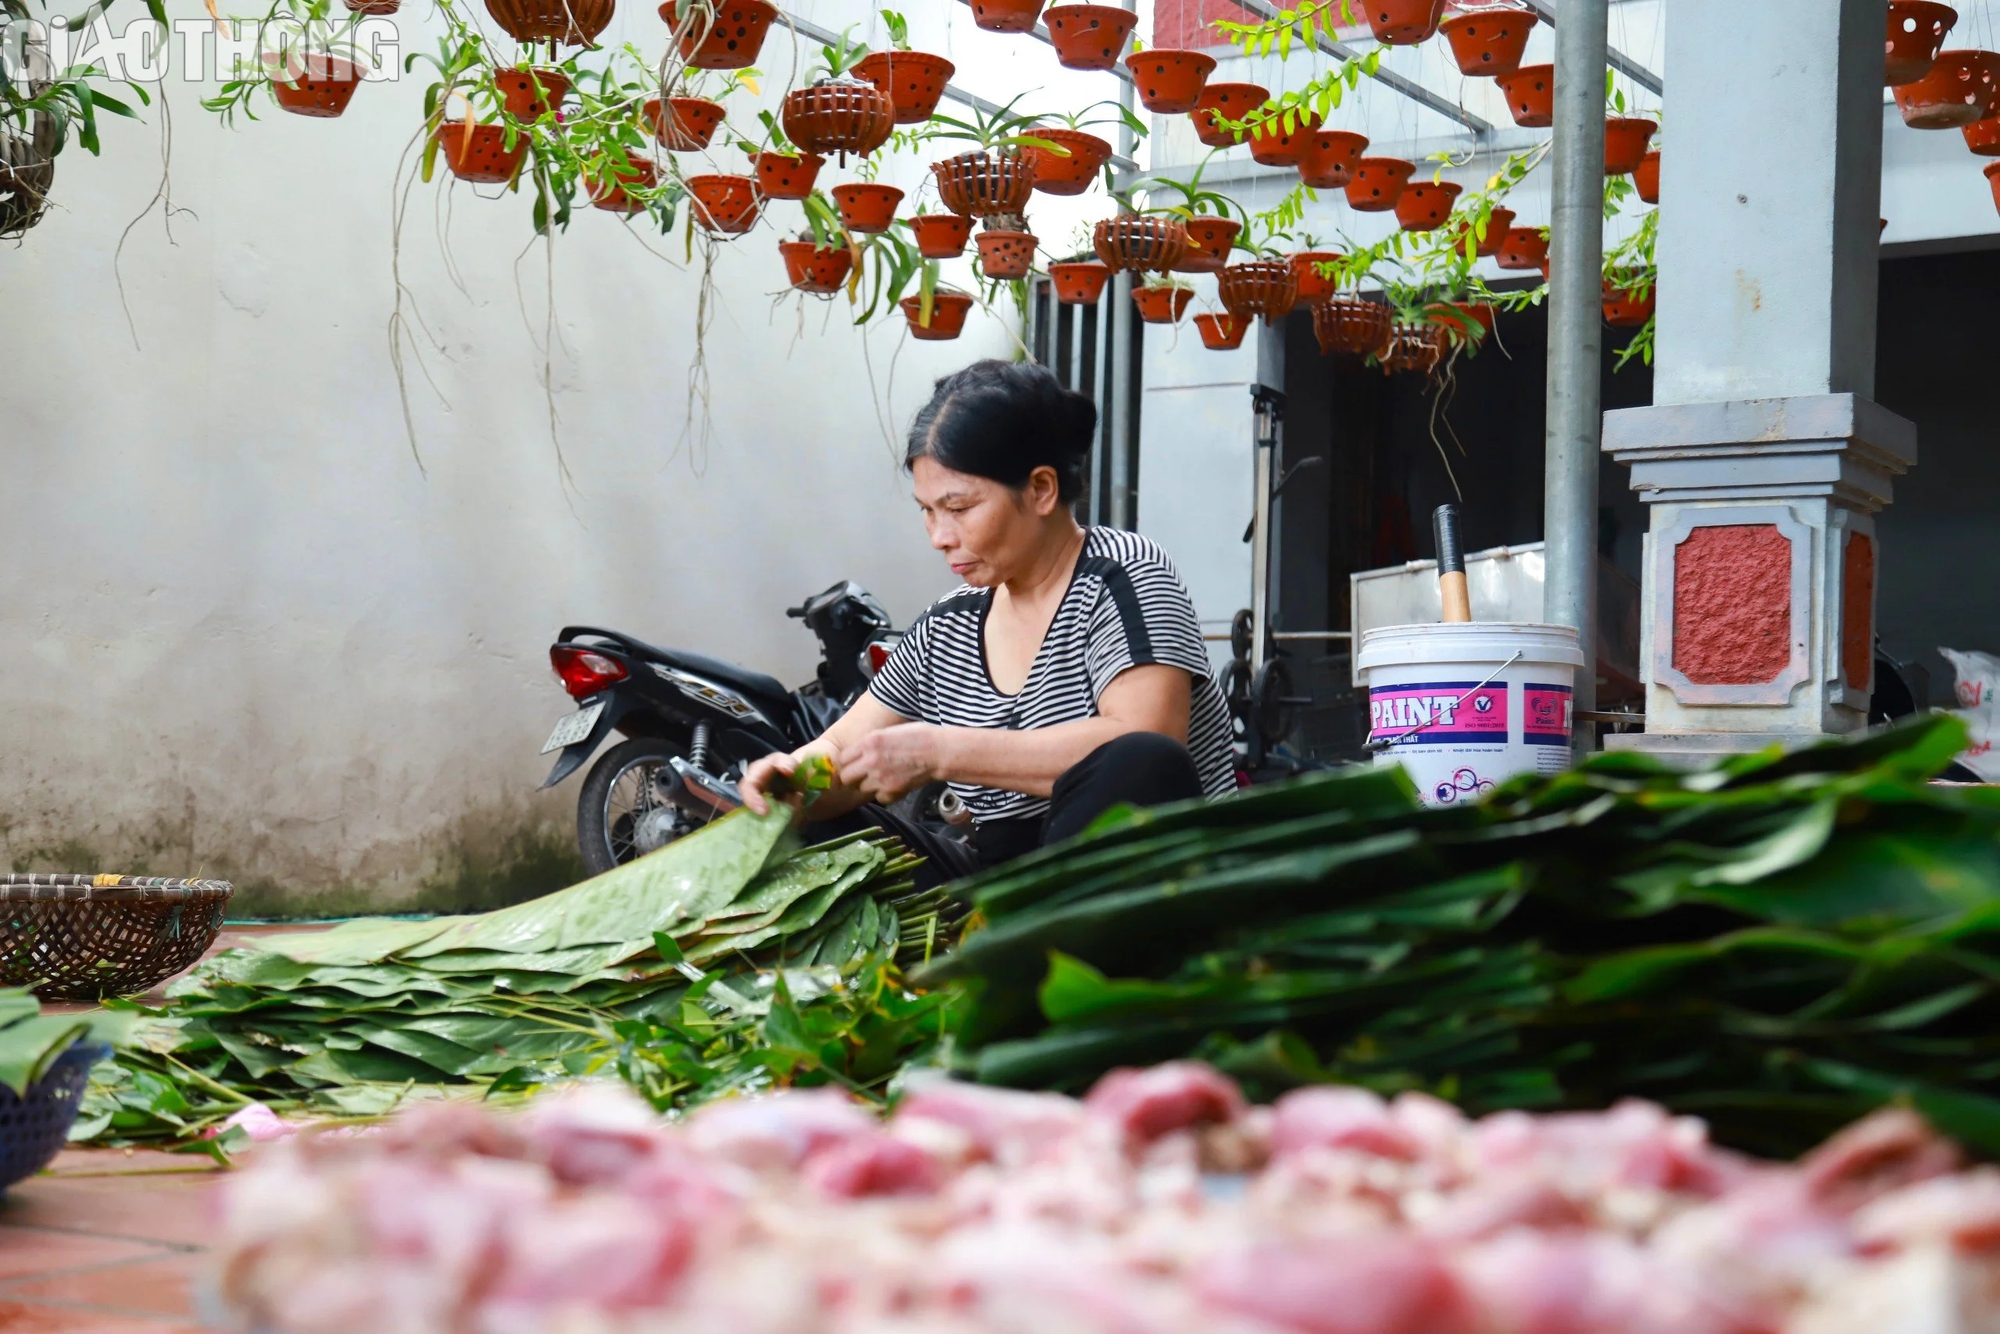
[739,691,909,818]
[835,664,1191,802]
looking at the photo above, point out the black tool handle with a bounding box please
[1432,504,1472,623]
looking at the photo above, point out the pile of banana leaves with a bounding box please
[81,802,963,1146]
[923,716,2000,1158]
[1,988,128,1097]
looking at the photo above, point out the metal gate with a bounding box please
[1027,272,1144,530]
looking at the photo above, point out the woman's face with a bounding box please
[911,456,1062,587]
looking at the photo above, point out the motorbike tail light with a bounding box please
[550,645,627,698]
[863,640,895,677]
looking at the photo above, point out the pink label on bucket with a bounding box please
[1369,682,1508,747]
[1524,684,1572,745]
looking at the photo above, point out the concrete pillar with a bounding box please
[1602,0,1916,765]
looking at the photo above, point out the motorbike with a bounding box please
[538,581,901,874]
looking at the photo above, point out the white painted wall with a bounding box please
[0,0,1142,909]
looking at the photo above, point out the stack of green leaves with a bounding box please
[923,716,2000,1158]
[0,988,128,1098]
[82,803,963,1145]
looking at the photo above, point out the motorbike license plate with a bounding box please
[541,702,604,754]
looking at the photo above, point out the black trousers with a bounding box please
[833,732,1205,886]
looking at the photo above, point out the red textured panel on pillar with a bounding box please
[1671,524,1794,685]
[1843,531,1876,690]
[1152,0,1254,50]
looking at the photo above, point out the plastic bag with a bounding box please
[1939,647,2000,781]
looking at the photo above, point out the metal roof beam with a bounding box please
[1230,0,1493,134]
[1516,0,1663,95]
[945,0,1137,82]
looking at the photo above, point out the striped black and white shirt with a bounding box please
[868,527,1236,823]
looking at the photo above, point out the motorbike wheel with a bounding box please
[576,737,702,876]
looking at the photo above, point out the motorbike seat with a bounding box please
[636,641,793,713]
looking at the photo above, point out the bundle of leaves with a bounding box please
[0,988,127,1096]
[82,805,965,1145]
[923,716,2000,1159]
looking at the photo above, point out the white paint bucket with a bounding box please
[1354,622,1586,806]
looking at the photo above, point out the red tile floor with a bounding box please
[0,1147,225,1331]
[5,924,329,1331]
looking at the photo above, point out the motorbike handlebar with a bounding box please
[786,605,808,619]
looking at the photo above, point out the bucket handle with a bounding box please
[1366,650,1524,754]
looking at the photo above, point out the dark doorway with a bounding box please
[1873,249,2000,699]
[1275,297,1654,759]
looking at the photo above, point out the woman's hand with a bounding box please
[739,752,803,816]
[836,723,949,804]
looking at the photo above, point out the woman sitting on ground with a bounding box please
[740,358,1235,872]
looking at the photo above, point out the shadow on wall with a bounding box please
[3,801,586,919]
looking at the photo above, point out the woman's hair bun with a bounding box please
[904,359,1098,503]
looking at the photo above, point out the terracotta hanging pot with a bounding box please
[977,227,1038,279]
[1362,0,1446,46]
[1495,225,1549,270]
[933,151,1038,216]
[1190,82,1269,148]
[782,80,896,159]
[1634,151,1660,204]
[1969,116,2000,153]
[686,173,762,233]
[1313,295,1392,357]
[1051,259,1112,303]
[1895,49,2000,127]
[1984,160,2000,216]
[1384,321,1449,374]
[1473,205,1515,257]
[1132,284,1193,324]
[1195,311,1249,350]
[1290,251,1342,304]
[754,150,823,200]
[1217,259,1298,325]
[1093,214,1189,271]
[1175,215,1242,272]
[832,182,903,233]
[1497,63,1554,129]
[1885,1,1957,86]
[1603,274,1655,328]
[1044,4,1138,70]
[436,121,528,183]
[588,155,656,213]
[1248,110,1322,167]
[1604,117,1657,175]
[971,0,1045,31]
[1345,157,1414,211]
[645,96,726,150]
[1023,129,1112,196]
[486,0,612,45]
[1125,49,1217,115]
[345,0,398,13]
[902,289,975,339]
[853,50,955,125]
[1298,129,1368,189]
[1453,300,1497,341]
[1395,179,1462,232]
[909,212,975,257]
[1439,8,1534,78]
[780,239,854,295]
[271,55,362,118]
[660,0,777,69]
[495,67,570,121]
